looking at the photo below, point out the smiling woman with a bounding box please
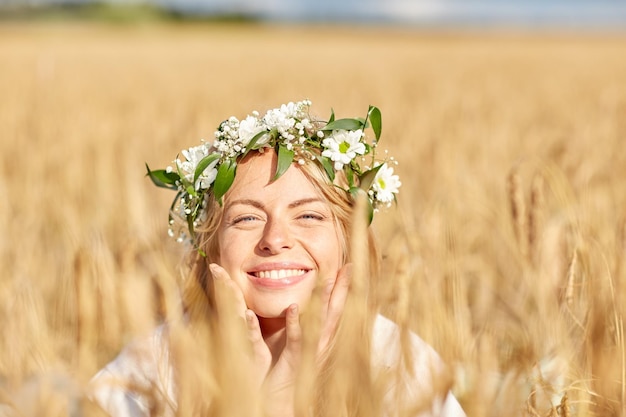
[89,100,464,417]
[216,150,343,319]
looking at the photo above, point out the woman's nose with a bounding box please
[258,218,294,254]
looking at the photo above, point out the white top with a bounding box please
[91,314,465,417]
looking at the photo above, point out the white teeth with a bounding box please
[256,269,306,279]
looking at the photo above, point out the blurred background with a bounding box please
[1,1,625,417]
[2,0,626,27]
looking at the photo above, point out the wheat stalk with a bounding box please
[508,168,529,260]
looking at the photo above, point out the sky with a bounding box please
[12,0,626,28]
[168,0,626,29]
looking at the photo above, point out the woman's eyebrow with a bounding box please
[288,198,326,209]
[225,197,325,210]
[225,199,264,210]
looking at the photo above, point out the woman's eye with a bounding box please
[232,215,260,224]
[298,212,324,221]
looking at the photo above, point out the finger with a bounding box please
[318,265,344,322]
[209,262,231,285]
[245,309,272,376]
[317,264,351,356]
[245,309,264,346]
[283,304,302,363]
[326,263,352,323]
[209,263,248,315]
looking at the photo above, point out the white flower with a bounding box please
[179,144,210,181]
[279,100,310,120]
[321,129,366,170]
[371,163,401,205]
[215,118,240,143]
[238,115,267,146]
[196,157,219,190]
[177,144,219,190]
[263,107,296,137]
[261,100,312,145]
[280,101,298,118]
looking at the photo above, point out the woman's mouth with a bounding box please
[253,269,307,280]
[248,267,311,288]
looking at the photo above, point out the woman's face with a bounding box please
[216,150,343,318]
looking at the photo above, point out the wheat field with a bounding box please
[0,22,625,416]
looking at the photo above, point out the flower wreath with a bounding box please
[146,100,401,250]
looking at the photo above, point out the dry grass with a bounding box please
[1,21,625,416]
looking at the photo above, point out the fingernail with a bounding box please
[245,309,256,323]
[209,263,221,279]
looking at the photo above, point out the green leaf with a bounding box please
[146,164,179,190]
[355,117,368,126]
[367,106,382,142]
[321,118,364,131]
[366,199,374,224]
[274,144,294,181]
[186,209,196,240]
[317,155,335,182]
[345,163,355,187]
[348,186,361,200]
[193,153,220,184]
[328,108,335,124]
[213,159,237,203]
[246,130,270,151]
[358,164,384,192]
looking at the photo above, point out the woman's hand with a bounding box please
[209,263,274,386]
[316,263,352,361]
[208,263,352,416]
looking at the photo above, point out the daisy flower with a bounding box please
[321,129,366,170]
[371,163,401,205]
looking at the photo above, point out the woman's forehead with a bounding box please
[227,150,323,202]
[235,150,278,186]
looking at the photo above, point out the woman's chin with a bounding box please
[251,299,310,320]
[255,311,286,320]
[253,304,290,319]
[246,291,313,319]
